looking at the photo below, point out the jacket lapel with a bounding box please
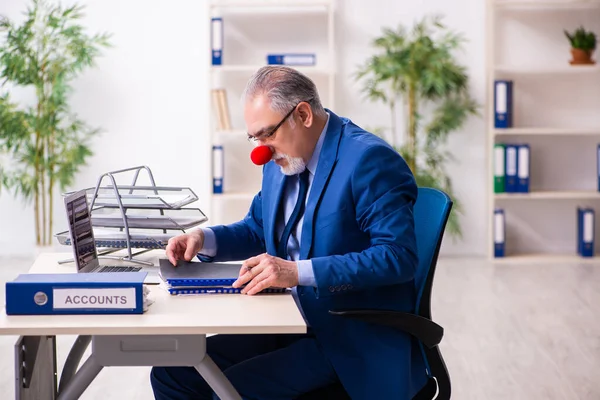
[300,110,343,260]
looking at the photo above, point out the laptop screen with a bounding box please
[65,190,99,271]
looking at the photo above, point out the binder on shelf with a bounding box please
[516,144,530,193]
[597,144,600,192]
[213,145,224,194]
[5,272,147,315]
[494,209,505,257]
[494,80,513,128]
[267,53,316,66]
[577,207,595,258]
[494,144,505,193]
[211,17,223,65]
[504,144,518,192]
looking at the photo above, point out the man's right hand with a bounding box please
[165,229,204,266]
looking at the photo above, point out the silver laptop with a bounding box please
[64,189,161,284]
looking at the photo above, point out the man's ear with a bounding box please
[297,102,313,128]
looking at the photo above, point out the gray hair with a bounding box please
[242,66,327,122]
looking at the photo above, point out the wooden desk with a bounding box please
[0,252,306,400]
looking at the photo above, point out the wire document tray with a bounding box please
[90,208,208,230]
[55,228,173,249]
[56,166,208,265]
[63,185,199,209]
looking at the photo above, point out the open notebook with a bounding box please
[158,258,288,295]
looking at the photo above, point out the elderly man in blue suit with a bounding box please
[150,66,428,399]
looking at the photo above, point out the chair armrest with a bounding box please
[328,309,443,348]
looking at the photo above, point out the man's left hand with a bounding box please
[232,253,298,295]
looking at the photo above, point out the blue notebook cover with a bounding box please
[6,272,147,315]
[159,259,287,295]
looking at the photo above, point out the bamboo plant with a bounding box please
[0,0,111,246]
[356,14,479,237]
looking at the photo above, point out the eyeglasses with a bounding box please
[247,99,312,143]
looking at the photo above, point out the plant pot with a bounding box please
[569,48,595,65]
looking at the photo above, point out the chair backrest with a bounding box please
[413,187,452,319]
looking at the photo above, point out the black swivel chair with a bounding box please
[299,187,453,400]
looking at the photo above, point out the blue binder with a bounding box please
[213,145,224,194]
[494,80,513,128]
[166,286,287,295]
[517,144,530,192]
[158,259,287,295]
[504,144,518,192]
[597,144,600,192]
[211,17,223,65]
[266,53,316,66]
[577,208,583,255]
[5,272,147,315]
[494,209,506,257]
[578,207,595,257]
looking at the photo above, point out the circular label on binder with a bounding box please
[34,291,48,306]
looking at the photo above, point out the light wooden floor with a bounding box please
[0,255,598,399]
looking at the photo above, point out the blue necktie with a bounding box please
[277,169,310,260]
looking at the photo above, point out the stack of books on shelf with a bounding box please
[212,88,232,131]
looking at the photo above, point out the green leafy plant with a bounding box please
[356,14,479,238]
[0,0,111,246]
[564,26,597,51]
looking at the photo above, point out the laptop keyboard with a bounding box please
[98,265,142,273]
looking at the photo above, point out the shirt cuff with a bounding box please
[297,260,316,287]
[198,228,217,258]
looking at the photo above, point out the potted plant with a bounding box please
[564,26,597,65]
[0,0,111,247]
[355,14,479,238]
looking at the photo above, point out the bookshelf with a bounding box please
[487,0,600,262]
[207,0,336,226]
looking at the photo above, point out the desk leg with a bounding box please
[195,354,242,400]
[52,334,243,400]
[14,336,57,400]
[56,355,103,400]
[57,336,91,394]
[92,334,243,400]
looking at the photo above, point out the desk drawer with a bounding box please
[92,335,207,366]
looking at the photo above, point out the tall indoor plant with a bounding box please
[0,0,111,246]
[356,14,479,237]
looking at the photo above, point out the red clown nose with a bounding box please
[250,145,273,165]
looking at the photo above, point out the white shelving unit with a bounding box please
[487,0,600,262]
[207,0,336,226]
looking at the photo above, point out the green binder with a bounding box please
[494,144,505,193]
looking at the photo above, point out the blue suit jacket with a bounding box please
[209,111,428,399]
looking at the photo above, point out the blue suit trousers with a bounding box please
[150,331,339,400]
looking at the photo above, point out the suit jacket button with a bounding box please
[329,286,335,292]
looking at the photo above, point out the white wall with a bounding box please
[0,0,212,256]
[0,0,486,258]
